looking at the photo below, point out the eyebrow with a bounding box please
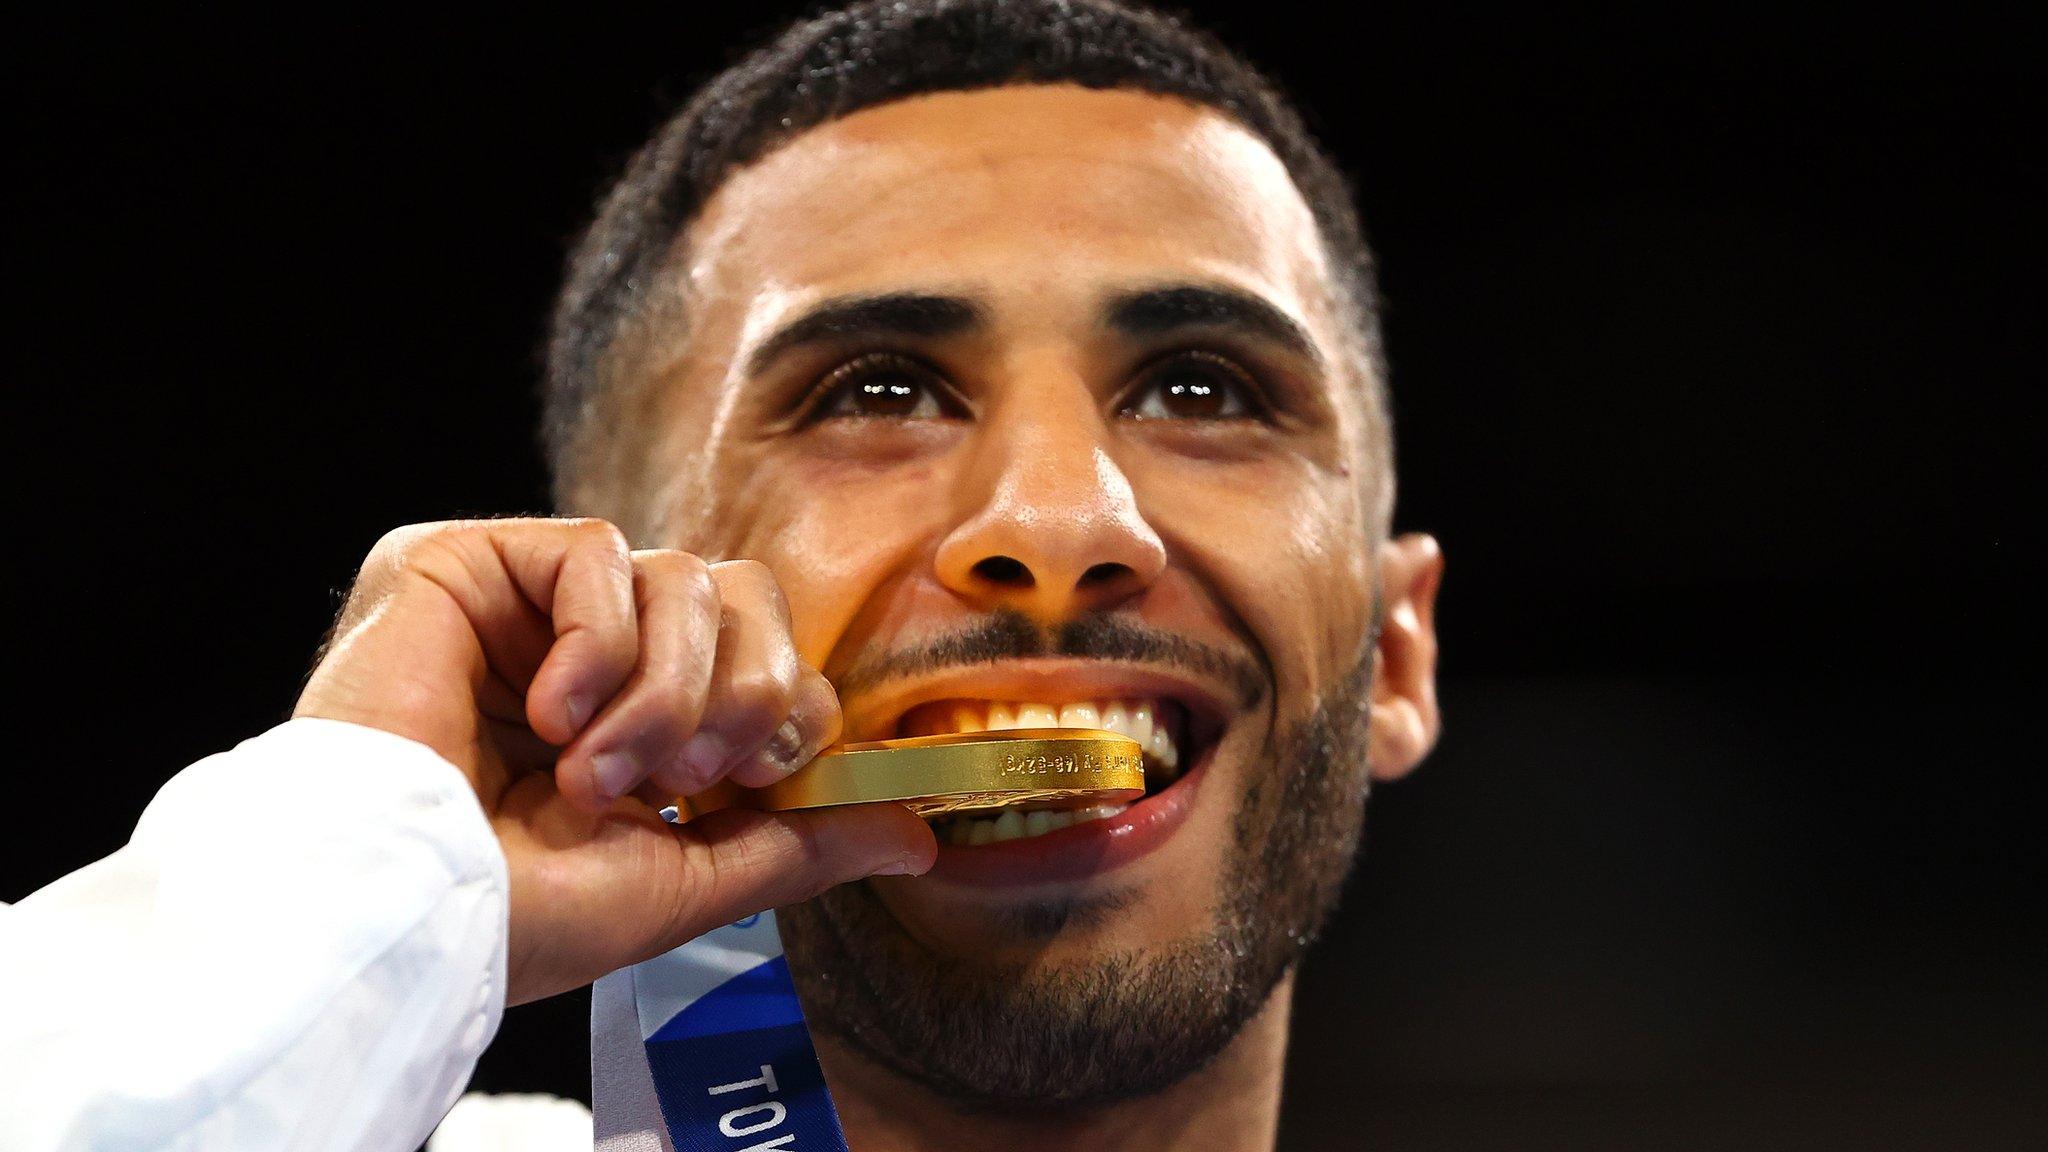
[744,292,986,377]
[1103,284,1323,366]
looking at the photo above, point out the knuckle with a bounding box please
[650,552,718,609]
[699,829,767,909]
[640,680,701,734]
[799,665,837,700]
[686,570,723,623]
[720,669,795,729]
[364,524,489,594]
[347,524,465,624]
[798,673,844,737]
[674,551,716,589]
[710,559,783,604]
[779,817,830,876]
[561,516,631,554]
[710,558,770,582]
[641,729,697,778]
[634,549,715,590]
[367,521,453,566]
[584,517,633,550]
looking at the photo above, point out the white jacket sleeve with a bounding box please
[0,717,510,1152]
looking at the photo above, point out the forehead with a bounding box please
[682,85,1332,326]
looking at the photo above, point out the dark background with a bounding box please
[8,4,2042,1148]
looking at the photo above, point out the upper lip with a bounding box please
[837,657,1239,747]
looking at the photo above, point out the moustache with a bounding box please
[834,608,1268,711]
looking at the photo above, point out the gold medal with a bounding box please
[675,728,1145,820]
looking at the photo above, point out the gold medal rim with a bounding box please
[677,728,1145,818]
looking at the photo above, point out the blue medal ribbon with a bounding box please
[629,912,851,1152]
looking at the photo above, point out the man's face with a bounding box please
[618,85,1431,1105]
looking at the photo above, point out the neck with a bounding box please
[817,971,1294,1152]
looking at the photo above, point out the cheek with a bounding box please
[1140,457,1374,700]
[723,451,953,665]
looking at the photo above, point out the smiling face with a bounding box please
[593,84,1440,1107]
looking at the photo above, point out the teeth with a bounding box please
[933,801,1129,846]
[1148,724,1177,770]
[989,810,1024,841]
[904,696,1179,775]
[894,694,1191,848]
[1128,701,1155,747]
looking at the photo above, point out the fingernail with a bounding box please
[564,693,596,734]
[873,853,928,877]
[679,731,732,784]
[759,721,808,777]
[589,751,639,800]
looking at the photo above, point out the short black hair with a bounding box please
[544,0,1388,517]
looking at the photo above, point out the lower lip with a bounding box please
[920,744,1213,887]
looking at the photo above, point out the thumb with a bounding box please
[663,803,937,945]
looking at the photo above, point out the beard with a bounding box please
[778,643,1377,1113]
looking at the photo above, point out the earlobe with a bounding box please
[1367,533,1444,782]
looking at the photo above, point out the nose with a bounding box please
[934,383,1167,623]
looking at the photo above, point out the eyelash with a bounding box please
[796,348,1273,424]
[1117,349,1272,421]
[799,352,960,422]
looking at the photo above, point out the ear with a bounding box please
[1368,533,1444,782]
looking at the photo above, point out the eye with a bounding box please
[1121,351,1263,421]
[810,352,959,420]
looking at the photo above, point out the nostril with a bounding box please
[1079,562,1132,588]
[973,555,1032,587]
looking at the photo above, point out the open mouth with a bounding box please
[893,697,1219,845]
